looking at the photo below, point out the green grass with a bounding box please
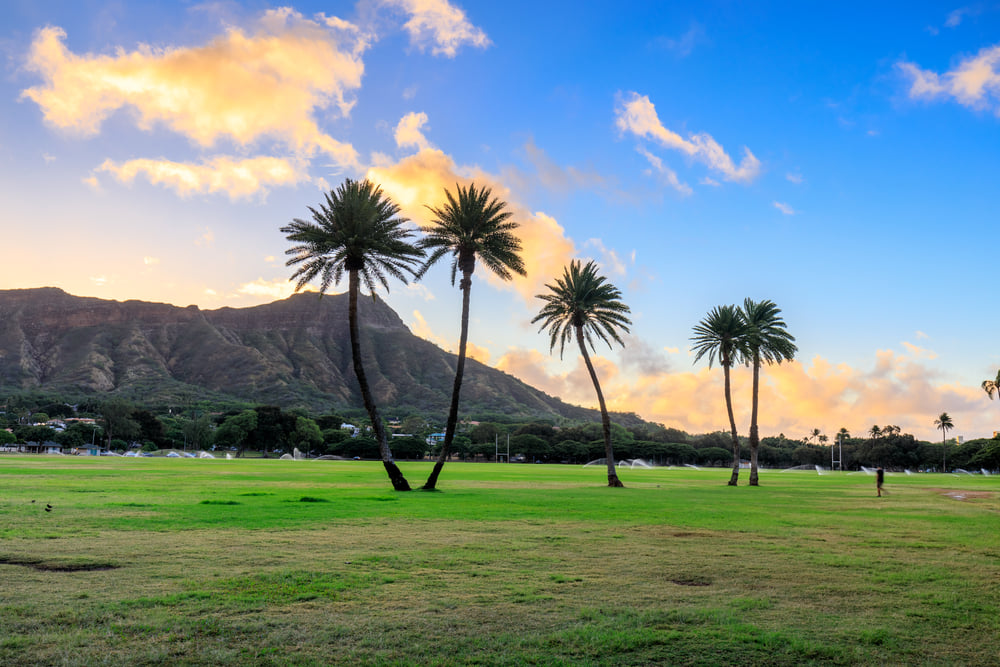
[1,457,998,665]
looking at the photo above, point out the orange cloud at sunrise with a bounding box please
[498,341,993,442]
[21,9,365,196]
[367,145,578,305]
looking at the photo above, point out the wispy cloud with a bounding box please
[773,201,796,215]
[378,0,490,57]
[616,91,761,183]
[96,156,310,200]
[636,146,692,195]
[786,172,804,184]
[237,277,303,300]
[654,21,707,58]
[898,44,1000,114]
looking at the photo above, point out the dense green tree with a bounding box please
[100,398,140,447]
[511,433,551,462]
[0,429,16,446]
[691,304,747,486]
[283,178,424,491]
[533,260,632,487]
[293,416,323,456]
[132,409,166,447]
[697,446,732,466]
[182,415,214,452]
[416,183,525,490]
[214,410,258,452]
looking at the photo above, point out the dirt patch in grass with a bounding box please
[0,555,119,572]
[932,488,995,501]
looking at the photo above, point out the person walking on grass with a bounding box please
[876,466,885,497]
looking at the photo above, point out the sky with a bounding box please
[2,1,1000,443]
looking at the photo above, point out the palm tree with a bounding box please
[691,304,748,486]
[282,178,424,491]
[982,370,1000,401]
[869,425,882,441]
[533,259,631,487]
[934,412,954,471]
[416,183,525,490]
[741,298,797,486]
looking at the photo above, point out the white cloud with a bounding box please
[394,111,434,151]
[378,0,491,57]
[97,156,310,200]
[21,9,366,196]
[636,146,692,195]
[616,91,761,183]
[786,172,803,184]
[773,201,796,215]
[143,257,160,266]
[898,44,1000,114]
[237,277,301,299]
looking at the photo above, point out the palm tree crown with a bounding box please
[282,178,424,296]
[691,304,747,370]
[934,412,954,442]
[417,182,526,286]
[741,298,797,366]
[533,259,632,359]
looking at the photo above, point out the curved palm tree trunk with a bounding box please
[748,354,761,486]
[349,270,410,491]
[577,325,623,488]
[423,272,472,490]
[723,359,740,486]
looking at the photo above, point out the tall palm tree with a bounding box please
[982,370,1000,401]
[282,178,424,491]
[533,259,631,487]
[869,425,882,441]
[934,412,954,471]
[416,183,525,490]
[741,298,797,486]
[691,304,747,486]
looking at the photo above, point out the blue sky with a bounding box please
[2,0,999,441]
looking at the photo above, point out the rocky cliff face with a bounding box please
[0,287,594,420]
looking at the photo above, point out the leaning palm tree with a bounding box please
[934,412,954,471]
[533,259,631,487]
[416,183,526,490]
[282,178,424,491]
[741,298,797,486]
[983,370,1000,402]
[691,304,747,486]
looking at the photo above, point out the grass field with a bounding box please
[1,457,998,665]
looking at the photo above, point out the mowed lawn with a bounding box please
[1,457,998,665]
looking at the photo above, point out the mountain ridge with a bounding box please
[0,287,637,424]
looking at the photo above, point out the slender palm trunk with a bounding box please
[722,356,740,486]
[423,272,472,490]
[349,270,410,491]
[748,353,761,486]
[577,325,623,488]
